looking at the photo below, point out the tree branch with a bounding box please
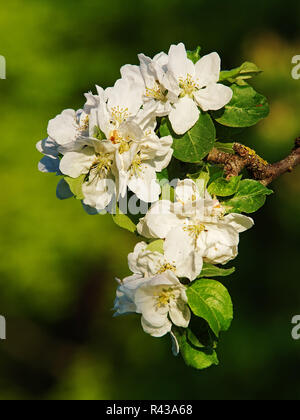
[207,138,300,186]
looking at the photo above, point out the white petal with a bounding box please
[164,227,203,281]
[135,287,169,327]
[170,331,180,356]
[107,78,143,118]
[47,109,78,146]
[195,52,221,87]
[128,242,148,274]
[137,200,182,239]
[167,43,194,80]
[82,177,115,211]
[37,137,59,157]
[194,83,233,112]
[120,64,144,89]
[169,97,199,135]
[59,149,95,178]
[169,300,191,328]
[224,213,255,233]
[128,163,161,203]
[153,52,169,69]
[138,53,156,87]
[56,179,74,200]
[38,156,60,174]
[141,317,172,338]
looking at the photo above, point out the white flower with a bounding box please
[114,251,191,338]
[134,271,191,338]
[137,179,254,267]
[113,274,144,316]
[165,43,233,135]
[115,126,173,203]
[97,77,145,141]
[37,91,100,173]
[128,240,200,282]
[59,139,116,211]
[121,52,176,118]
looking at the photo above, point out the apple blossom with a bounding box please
[165,43,233,135]
[114,270,191,338]
[137,179,254,266]
[37,42,278,370]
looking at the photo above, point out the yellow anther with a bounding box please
[156,288,175,308]
[179,74,199,97]
[111,106,130,125]
[183,223,206,245]
[157,263,176,274]
[146,83,167,102]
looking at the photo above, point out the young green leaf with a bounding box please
[64,175,86,200]
[208,175,241,197]
[212,84,270,128]
[146,239,164,254]
[214,141,235,154]
[219,62,262,84]
[187,46,201,64]
[186,279,233,337]
[199,263,235,278]
[156,168,169,182]
[173,327,219,370]
[112,205,137,233]
[160,113,216,163]
[93,125,106,140]
[223,179,273,214]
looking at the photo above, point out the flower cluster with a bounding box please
[37,43,232,213]
[114,180,253,345]
[38,42,273,370]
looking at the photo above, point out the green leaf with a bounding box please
[224,179,273,214]
[112,205,137,233]
[146,239,164,254]
[173,327,219,370]
[156,168,168,182]
[186,279,233,337]
[160,113,216,163]
[214,141,235,154]
[219,62,262,84]
[187,46,201,64]
[93,125,106,140]
[199,263,235,278]
[64,175,86,200]
[212,84,270,128]
[208,175,241,197]
[207,165,225,185]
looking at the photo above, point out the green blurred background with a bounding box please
[0,0,299,400]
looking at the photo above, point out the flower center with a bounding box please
[146,82,168,102]
[109,129,132,154]
[156,288,175,308]
[92,154,113,177]
[79,115,89,132]
[130,154,142,176]
[157,263,176,274]
[183,223,206,245]
[110,106,130,125]
[179,74,199,98]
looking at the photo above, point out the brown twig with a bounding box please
[207,138,300,186]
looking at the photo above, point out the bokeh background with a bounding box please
[0,0,299,400]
